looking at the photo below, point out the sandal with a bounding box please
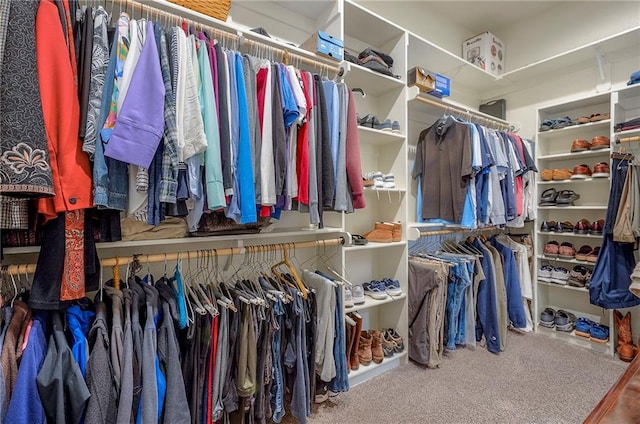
[539,188,558,206]
[543,241,560,257]
[575,245,594,261]
[558,242,576,259]
[540,307,556,328]
[589,113,610,122]
[576,116,591,124]
[352,234,369,246]
[554,310,577,332]
[556,190,580,206]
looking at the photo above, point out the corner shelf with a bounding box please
[345,292,406,313]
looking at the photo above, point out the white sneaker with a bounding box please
[550,267,569,285]
[344,287,354,308]
[351,285,366,305]
[366,171,384,188]
[383,174,395,189]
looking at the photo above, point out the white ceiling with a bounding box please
[422,1,562,33]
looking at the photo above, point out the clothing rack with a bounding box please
[418,226,501,238]
[103,0,343,76]
[412,92,512,132]
[1,237,346,276]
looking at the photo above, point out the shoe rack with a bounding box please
[341,0,409,386]
[534,92,615,356]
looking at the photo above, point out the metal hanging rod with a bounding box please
[418,226,501,237]
[413,93,511,131]
[102,0,341,75]
[2,237,346,276]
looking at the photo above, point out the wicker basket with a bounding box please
[168,0,231,22]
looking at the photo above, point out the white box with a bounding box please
[462,31,505,76]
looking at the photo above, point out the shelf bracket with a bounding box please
[594,45,607,83]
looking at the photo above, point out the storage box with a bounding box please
[300,31,343,61]
[407,67,450,98]
[462,31,505,75]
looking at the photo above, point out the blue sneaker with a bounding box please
[391,120,401,133]
[378,119,392,132]
[590,323,610,344]
[381,278,402,296]
[363,281,387,300]
[575,317,594,338]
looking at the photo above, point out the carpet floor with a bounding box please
[305,331,627,424]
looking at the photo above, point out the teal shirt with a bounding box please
[197,39,225,210]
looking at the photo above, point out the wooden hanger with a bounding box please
[271,245,308,299]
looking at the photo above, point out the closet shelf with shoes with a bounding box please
[538,280,589,293]
[537,325,611,353]
[537,118,610,135]
[536,231,603,239]
[343,63,404,96]
[538,148,611,161]
[345,293,407,313]
[358,125,405,145]
[348,351,408,385]
[538,205,608,210]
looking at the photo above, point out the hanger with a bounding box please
[271,244,308,298]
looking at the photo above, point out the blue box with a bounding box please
[430,73,451,98]
[301,31,343,61]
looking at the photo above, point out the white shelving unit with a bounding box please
[534,93,613,356]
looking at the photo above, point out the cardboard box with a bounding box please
[462,31,505,75]
[300,31,343,61]
[407,67,450,98]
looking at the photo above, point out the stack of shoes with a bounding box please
[363,221,402,243]
[363,171,396,189]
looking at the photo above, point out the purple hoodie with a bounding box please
[106,21,165,168]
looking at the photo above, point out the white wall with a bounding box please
[502,1,640,71]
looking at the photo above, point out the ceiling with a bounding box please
[409,1,562,33]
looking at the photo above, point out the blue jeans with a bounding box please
[329,286,349,393]
[444,262,471,350]
[270,299,285,422]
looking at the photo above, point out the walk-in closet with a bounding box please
[1,0,639,423]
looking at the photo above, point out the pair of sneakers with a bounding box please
[364,171,395,189]
[362,278,402,299]
[538,265,569,285]
[345,285,366,308]
[575,318,610,344]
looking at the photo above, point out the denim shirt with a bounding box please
[93,30,128,210]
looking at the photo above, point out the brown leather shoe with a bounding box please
[357,331,373,366]
[593,162,610,178]
[614,310,637,362]
[541,169,554,181]
[571,164,592,179]
[571,139,590,152]
[364,222,394,243]
[574,218,591,234]
[552,168,573,180]
[385,221,402,242]
[589,219,604,235]
[575,245,593,261]
[590,136,610,150]
[558,242,576,259]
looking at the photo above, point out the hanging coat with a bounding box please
[36,312,90,424]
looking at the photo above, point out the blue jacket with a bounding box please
[5,313,47,424]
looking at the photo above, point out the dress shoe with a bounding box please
[554,221,574,233]
[589,219,604,235]
[540,220,557,232]
[574,218,590,234]
[571,164,592,179]
[587,246,601,263]
[575,245,594,261]
[593,162,610,178]
[570,139,590,152]
[590,136,610,150]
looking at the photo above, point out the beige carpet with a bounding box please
[305,331,627,424]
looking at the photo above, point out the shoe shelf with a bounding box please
[364,187,407,194]
[536,255,599,266]
[615,127,640,140]
[345,241,406,251]
[345,292,407,314]
[536,120,611,138]
[358,126,405,145]
[343,62,404,97]
[537,325,611,354]
[537,148,611,162]
[537,177,610,185]
[536,231,603,239]
[537,280,589,294]
[348,351,408,387]
[538,205,608,210]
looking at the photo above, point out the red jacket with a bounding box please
[36,0,92,222]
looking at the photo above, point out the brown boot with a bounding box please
[358,331,373,366]
[363,222,393,243]
[389,221,402,242]
[349,313,363,370]
[615,310,637,362]
[370,330,384,364]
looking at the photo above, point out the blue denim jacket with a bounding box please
[93,30,128,210]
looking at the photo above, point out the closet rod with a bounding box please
[419,226,500,237]
[2,237,346,275]
[413,94,511,131]
[105,0,341,74]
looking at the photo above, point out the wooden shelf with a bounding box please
[358,126,405,145]
[345,292,406,313]
[537,148,611,161]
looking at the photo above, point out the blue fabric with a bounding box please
[322,80,340,184]
[225,50,241,221]
[270,298,285,422]
[328,285,349,393]
[5,313,48,424]
[93,31,128,210]
[498,133,517,220]
[490,238,527,328]
[66,306,96,378]
[170,265,188,329]
[628,70,640,85]
[473,239,501,353]
[590,159,640,309]
[474,124,493,224]
[234,54,257,224]
[280,63,299,128]
[444,262,470,350]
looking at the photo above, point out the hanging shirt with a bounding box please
[257,63,276,207]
